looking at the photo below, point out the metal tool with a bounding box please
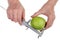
[0,6,45,38]
[22,20,45,38]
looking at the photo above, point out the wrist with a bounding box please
[47,0,58,7]
[8,0,20,6]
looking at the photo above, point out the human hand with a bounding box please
[7,0,25,25]
[31,0,57,29]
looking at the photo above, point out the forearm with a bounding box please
[8,0,20,5]
[47,0,58,6]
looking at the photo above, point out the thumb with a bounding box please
[31,10,42,18]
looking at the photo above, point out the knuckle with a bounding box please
[49,23,52,27]
[7,9,9,12]
[14,8,17,10]
[52,15,55,20]
[50,14,55,20]
[13,9,17,11]
[21,7,24,10]
[7,9,12,13]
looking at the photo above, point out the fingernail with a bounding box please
[31,16,33,18]
[19,22,22,25]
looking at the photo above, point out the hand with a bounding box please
[7,1,25,25]
[31,1,56,29]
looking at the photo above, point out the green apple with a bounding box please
[30,17,46,30]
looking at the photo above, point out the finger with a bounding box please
[31,9,45,18]
[17,10,23,25]
[7,8,13,20]
[22,10,25,21]
[45,15,55,29]
[13,9,18,22]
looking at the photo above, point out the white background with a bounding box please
[0,0,60,40]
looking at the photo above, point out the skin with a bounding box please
[31,0,58,29]
[7,0,25,25]
[7,0,58,29]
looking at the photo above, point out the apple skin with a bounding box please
[30,17,46,30]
